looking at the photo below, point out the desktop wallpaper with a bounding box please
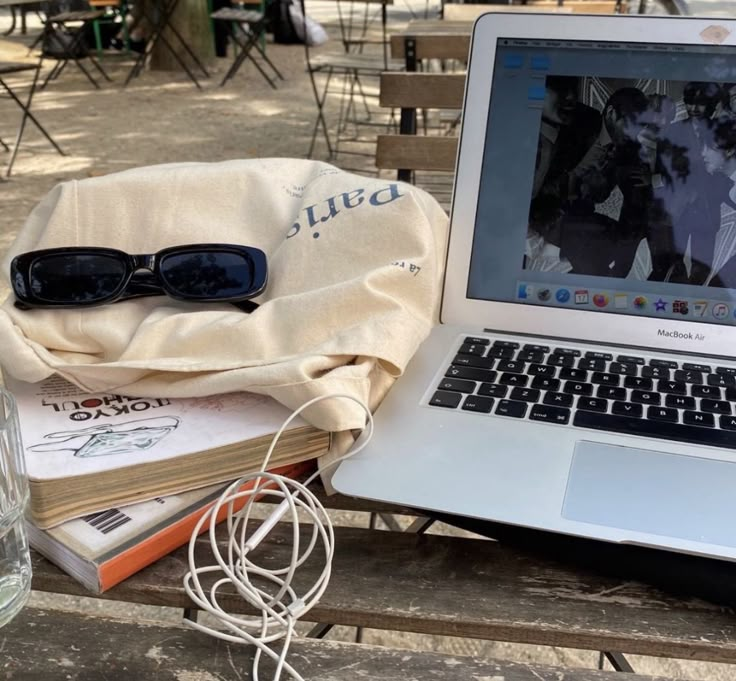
[524,75,736,290]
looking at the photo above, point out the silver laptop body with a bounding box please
[333,12,736,560]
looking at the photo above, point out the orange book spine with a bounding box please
[97,460,316,591]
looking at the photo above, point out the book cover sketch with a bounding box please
[5,374,307,482]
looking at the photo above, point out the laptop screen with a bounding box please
[467,38,736,326]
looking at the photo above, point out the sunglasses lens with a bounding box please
[29,254,127,304]
[159,250,255,300]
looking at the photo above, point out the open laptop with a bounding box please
[333,12,736,561]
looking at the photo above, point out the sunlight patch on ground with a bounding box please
[203,92,240,102]
[0,38,29,60]
[113,131,148,141]
[0,230,18,249]
[245,102,287,117]
[152,80,204,93]
[26,98,74,112]
[10,154,93,176]
[43,132,87,142]
[166,134,215,145]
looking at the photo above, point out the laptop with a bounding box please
[332,12,736,561]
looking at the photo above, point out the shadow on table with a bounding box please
[430,511,736,608]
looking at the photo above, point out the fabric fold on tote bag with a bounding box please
[0,159,449,438]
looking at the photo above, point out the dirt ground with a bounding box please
[1,5,735,680]
[0,16,375,259]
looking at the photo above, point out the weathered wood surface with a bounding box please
[390,21,472,61]
[3,606,680,680]
[444,3,573,18]
[310,53,393,70]
[525,0,625,11]
[326,0,394,5]
[379,72,465,109]
[376,135,459,171]
[32,522,736,663]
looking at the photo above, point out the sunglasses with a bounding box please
[11,244,267,312]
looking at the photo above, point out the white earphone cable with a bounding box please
[183,393,374,681]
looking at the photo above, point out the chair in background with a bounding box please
[518,0,628,12]
[442,3,572,19]
[300,0,403,163]
[376,71,463,207]
[439,0,631,14]
[0,61,65,176]
[37,0,113,89]
[210,5,284,88]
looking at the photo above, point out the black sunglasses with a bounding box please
[11,244,267,312]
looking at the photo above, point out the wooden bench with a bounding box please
[444,3,573,19]
[1,608,686,680]
[441,1,627,20]
[376,71,461,183]
[379,20,469,197]
[390,19,472,63]
[522,0,627,12]
[12,484,736,678]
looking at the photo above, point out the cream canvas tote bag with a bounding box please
[0,159,448,434]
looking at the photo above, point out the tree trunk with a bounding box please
[143,0,214,72]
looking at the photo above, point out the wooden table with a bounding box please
[390,0,685,66]
[0,0,42,36]
[391,19,473,65]
[443,3,573,20]
[3,483,735,679]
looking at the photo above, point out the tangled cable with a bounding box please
[183,393,374,681]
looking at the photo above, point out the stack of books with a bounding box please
[7,375,329,593]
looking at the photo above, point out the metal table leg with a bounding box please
[1,65,66,177]
[2,5,17,36]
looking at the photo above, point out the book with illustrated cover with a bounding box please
[26,460,315,593]
[5,375,330,528]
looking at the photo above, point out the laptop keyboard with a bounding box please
[429,336,736,450]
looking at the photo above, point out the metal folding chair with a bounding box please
[0,61,65,177]
[210,6,284,88]
[301,0,402,161]
[39,9,113,89]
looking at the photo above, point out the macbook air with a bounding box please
[333,12,736,560]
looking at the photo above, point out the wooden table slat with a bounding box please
[390,21,472,60]
[3,607,683,681]
[31,522,736,663]
[379,72,465,109]
[376,134,459,171]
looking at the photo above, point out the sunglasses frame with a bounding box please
[11,244,268,310]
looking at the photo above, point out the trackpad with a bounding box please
[562,441,736,548]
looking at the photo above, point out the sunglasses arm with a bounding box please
[231,300,258,313]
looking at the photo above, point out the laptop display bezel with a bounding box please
[442,12,736,358]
